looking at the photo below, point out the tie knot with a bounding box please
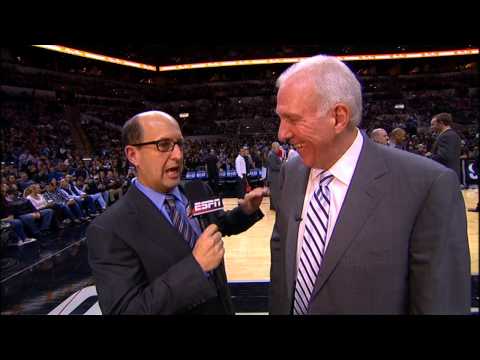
[165,194,176,208]
[318,170,334,186]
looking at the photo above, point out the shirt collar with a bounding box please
[133,178,185,207]
[311,128,363,186]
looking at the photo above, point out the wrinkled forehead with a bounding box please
[276,74,318,114]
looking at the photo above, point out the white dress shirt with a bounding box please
[235,154,247,178]
[296,129,364,271]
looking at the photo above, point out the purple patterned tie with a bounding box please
[164,195,197,248]
[293,170,334,315]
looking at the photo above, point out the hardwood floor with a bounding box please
[223,188,479,281]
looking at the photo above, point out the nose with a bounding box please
[277,119,291,143]
[169,143,183,161]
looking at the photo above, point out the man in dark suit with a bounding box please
[426,112,462,181]
[270,55,470,314]
[87,111,266,314]
[205,149,219,196]
[388,128,407,150]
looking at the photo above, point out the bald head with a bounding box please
[122,111,180,146]
[390,128,407,145]
[371,128,389,145]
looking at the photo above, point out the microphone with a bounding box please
[183,180,224,232]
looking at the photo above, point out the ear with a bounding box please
[332,103,351,133]
[125,146,140,167]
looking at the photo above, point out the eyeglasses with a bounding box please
[130,139,184,152]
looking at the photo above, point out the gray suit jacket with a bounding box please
[267,150,283,210]
[270,131,470,314]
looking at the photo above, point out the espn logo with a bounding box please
[192,198,224,216]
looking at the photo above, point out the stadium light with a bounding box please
[32,45,156,71]
[32,45,479,73]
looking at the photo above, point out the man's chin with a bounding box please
[164,176,181,189]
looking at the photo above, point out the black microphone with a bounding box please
[183,180,224,232]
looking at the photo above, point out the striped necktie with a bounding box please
[293,170,334,315]
[164,195,197,248]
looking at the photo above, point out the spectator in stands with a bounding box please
[389,128,408,150]
[1,193,37,246]
[426,112,462,181]
[43,179,85,224]
[370,128,389,145]
[25,184,64,230]
[6,175,19,194]
[76,177,107,211]
[26,163,38,180]
[74,161,89,180]
[93,174,110,205]
[59,178,99,217]
[3,188,54,241]
[105,170,123,204]
[34,162,50,185]
[17,171,35,192]
[47,163,65,182]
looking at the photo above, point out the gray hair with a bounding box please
[276,55,363,126]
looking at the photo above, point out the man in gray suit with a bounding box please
[270,55,470,315]
[426,112,462,181]
[267,142,283,211]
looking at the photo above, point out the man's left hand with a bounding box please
[238,187,268,215]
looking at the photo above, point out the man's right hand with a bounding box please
[192,224,224,272]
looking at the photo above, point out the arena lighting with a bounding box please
[32,45,478,72]
[179,113,189,118]
[32,45,156,71]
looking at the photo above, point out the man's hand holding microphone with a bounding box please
[192,224,224,272]
[191,186,268,272]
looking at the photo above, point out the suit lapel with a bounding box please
[127,185,191,254]
[310,133,389,301]
[285,160,310,304]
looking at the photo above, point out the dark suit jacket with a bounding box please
[431,128,462,181]
[270,131,470,314]
[87,182,263,314]
[205,154,219,179]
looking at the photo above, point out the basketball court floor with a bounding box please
[1,189,478,314]
[223,188,479,281]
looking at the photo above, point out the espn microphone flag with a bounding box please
[191,198,224,216]
[183,180,229,234]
